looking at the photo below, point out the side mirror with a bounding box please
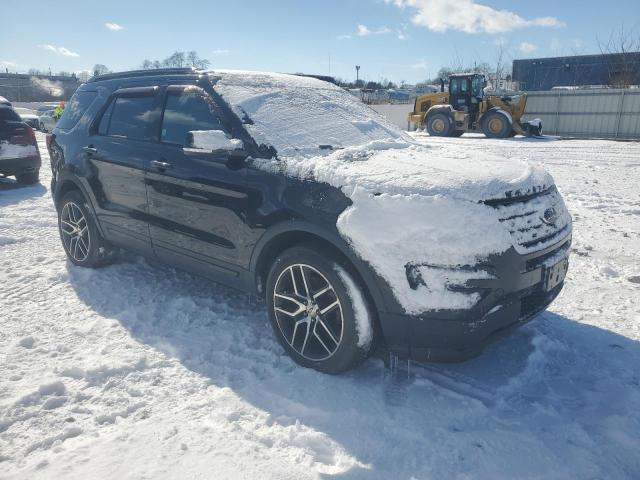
[184,129,244,153]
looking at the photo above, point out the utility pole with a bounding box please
[355,65,360,85]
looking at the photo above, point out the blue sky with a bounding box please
[1,0,638,83]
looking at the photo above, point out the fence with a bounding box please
[372,89,640,140]
[370,103,414,130]
[523,88,640,140]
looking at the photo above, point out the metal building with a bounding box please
[512,52,640,91]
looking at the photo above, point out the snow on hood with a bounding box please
[269,140,553,202]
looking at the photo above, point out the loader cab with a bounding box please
[449,73,485,113]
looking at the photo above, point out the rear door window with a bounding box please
[57,91,97,130]
[101,95,160,141]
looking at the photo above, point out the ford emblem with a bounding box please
[542,207,558,225]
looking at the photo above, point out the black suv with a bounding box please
[49,68,572,373]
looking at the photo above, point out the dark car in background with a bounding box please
[14,107,40,129]
[47,68,572,374]
[0,104,41,184]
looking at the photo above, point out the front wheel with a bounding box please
[58,191,117,268]
[266,245,374,374]
[481,110,512,138]
[426,112,453,137]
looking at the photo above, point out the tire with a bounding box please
[481,110,511,138]
[450,130,464,137]
[426,112,453,137]
[40,123,46,133]
[266,245,374,374]
[57,190,117,268]
[15,170,39,185]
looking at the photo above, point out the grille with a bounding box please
[486,187,572,254]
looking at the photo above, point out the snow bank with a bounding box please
[1,132,638,479]
[0,141,37,159]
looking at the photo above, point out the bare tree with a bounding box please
[162,51,186,68]
[141,51,210,70]
[93,64,110,76]
[186,51,211,69]
[597,25,640,87]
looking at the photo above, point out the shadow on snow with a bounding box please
[67,254,640,479]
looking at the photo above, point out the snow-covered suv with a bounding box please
[48,68,572,373]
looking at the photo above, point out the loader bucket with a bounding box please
[522,119,543,137]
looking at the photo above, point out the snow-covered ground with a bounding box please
[1,132,639,479]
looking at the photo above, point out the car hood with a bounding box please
[272,140,554,202]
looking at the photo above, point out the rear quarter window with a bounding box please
[57,91,98,130]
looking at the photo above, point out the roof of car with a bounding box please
[86,68,338,90]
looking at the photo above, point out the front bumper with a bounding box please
[378,234,572,362]
[0,154,41,176]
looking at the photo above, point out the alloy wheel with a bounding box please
[273,264,344,361]
[60,201,91,262]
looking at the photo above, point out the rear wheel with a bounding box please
[40,122,46,133]
[15,170,39,185]
[426,112,453,137]
[58,191,117,268]
[481,111,511,138]
[266,245,373,374]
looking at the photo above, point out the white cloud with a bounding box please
[105,22,124,31]
[339,24,392,39]
[519,41,537,53]
[388,0,565,34]
[357,24,391,36]
[1,60,18,67]
[38,44,79,57]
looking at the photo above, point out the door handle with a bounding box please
[151,160,172,170]
[83,146,97,154]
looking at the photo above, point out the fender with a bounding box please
[425,104,455,117]
[53,168,108,238]
[249,220,400,316]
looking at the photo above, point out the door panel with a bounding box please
[86,88,162,255]
[147,145,251,269]
[88,136,163,254]
[146,85,252,279]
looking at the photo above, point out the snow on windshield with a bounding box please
[212,71,410,157]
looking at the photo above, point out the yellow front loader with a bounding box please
[408,73,542,138]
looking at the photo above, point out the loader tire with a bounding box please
[482,111,511,139]
[426,112,453,137]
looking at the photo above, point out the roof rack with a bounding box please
[87,67,200,83]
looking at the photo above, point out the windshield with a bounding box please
[212,72,410,157]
